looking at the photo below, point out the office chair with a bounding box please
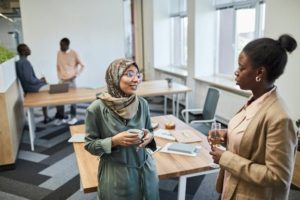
[181,87,220,135]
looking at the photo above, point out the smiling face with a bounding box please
[235,52,259,91]
[119,65,142,96]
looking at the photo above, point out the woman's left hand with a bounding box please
[209,147,225,164]
[138,129,154,148]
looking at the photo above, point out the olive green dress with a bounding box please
[84,97,159,200]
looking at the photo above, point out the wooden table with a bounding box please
[70,115,218,200]
[23,80,191,151]
[292,151,300,188]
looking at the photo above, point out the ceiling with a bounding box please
[0,0,20,18]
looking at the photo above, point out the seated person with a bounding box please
[16,43,63,123]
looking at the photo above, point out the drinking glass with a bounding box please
[210,122,221,147]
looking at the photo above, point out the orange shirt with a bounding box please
[57,49,84,80]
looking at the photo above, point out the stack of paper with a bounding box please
[153,129,176,141]
[68,133,86,143]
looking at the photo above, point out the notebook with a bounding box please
[49,83,69,94]
[68,133,86,143]
[153,129,176,141]
[160,143,201,156]
[172,130,202,143]
[167,143,198,154]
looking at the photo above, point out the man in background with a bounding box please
[16,43,52,123]
[55,37,85,125]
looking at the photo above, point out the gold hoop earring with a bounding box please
[255,76,261,82]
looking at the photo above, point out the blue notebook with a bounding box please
[167,143,198,154]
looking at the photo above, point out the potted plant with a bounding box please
[0,46,15,64]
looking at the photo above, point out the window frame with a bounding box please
[215,1,265,78]
[169,0,188,69]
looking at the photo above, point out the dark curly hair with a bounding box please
[60,37,70,45]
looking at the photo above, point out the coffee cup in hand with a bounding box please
[127,129,144,139]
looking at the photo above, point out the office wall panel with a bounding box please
[20,0,125,88]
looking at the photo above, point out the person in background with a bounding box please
[55,37,85,125]
[84,58,159,200]
[208,34,298,200]
[16,43,52,124]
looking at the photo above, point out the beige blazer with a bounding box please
[217,91,298,200]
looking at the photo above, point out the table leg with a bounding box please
[164,96,167,115]
[176,94,179,118]
[172,94,175,115]
[178,176,187,200]
[27,108,36,151]
[185,92,189,123]
[80,179,83,191]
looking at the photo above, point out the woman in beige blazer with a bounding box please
[209,34,298,200]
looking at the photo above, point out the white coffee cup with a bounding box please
[127,129,144,139]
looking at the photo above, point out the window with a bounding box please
[123,0,134,60]
[216,0,265,77]
[170,0,188,68]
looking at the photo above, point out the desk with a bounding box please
[292,151,300,187]
[24,80,191,151]
[70,115,218,200]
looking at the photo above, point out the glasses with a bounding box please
[124,70,143,81]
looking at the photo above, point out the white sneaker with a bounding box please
[53,118,67,126]
[68,117,78,125]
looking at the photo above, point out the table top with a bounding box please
[23,80,191,108]
[70,115,215,193]
[292,151,300,187]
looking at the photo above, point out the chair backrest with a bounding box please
[202,88,220,120]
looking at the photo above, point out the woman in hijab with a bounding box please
[84,58,159,200]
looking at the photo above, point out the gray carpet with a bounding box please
[0,97,299,200]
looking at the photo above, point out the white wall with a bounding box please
[264,0,300,120]
[142,0,155,80]
[20,0,125,88]
[0,57,17,93]
[193,0,216,77]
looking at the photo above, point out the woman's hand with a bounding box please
[138,129,154,148]
[112,131,141,147]
[209,146,225,164]
[207,129,227,147]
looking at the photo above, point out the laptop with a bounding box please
[49,83,69,94]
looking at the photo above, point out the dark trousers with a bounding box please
[55,104,76,119]
[55,78,77,119]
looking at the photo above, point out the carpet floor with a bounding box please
[0,96,299,200]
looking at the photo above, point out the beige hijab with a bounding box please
[98,58,139,119]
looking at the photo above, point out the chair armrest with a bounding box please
[181,108,203,121]
[190,118,215,125]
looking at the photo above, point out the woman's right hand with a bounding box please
[112,131,141,147]
[207,129,227,147]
